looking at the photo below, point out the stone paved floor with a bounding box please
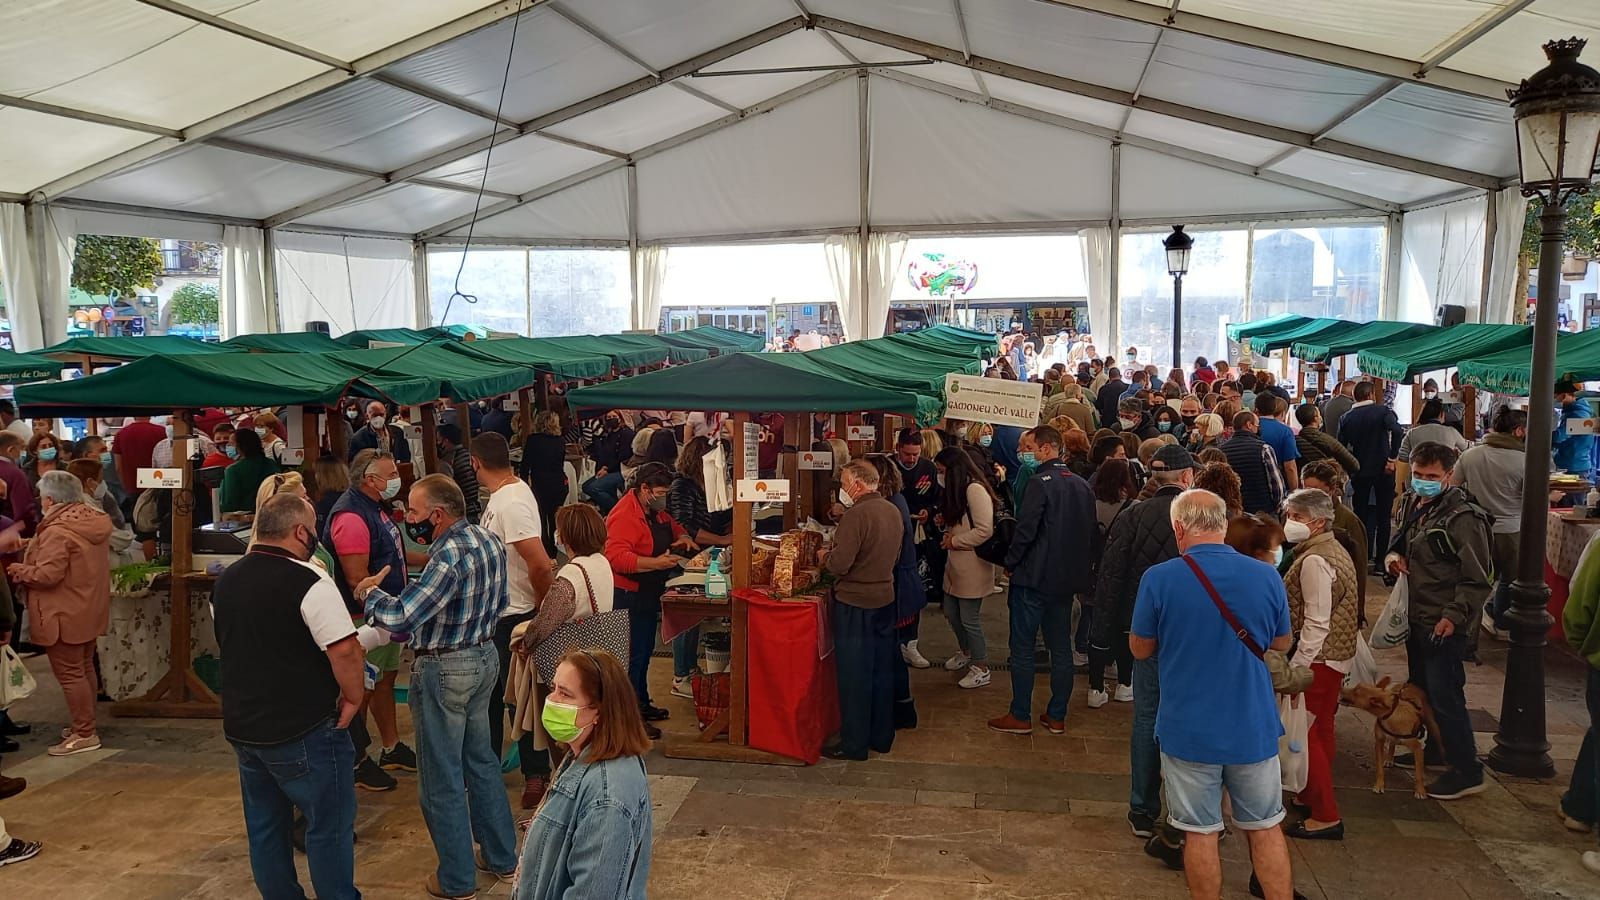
[1,576,1598,898]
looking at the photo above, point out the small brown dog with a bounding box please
[1342,677,1445,799]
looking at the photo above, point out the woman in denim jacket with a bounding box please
[513,648,653,899]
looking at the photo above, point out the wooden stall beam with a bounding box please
[783,415,800,530]
[730,411,752,746]
[1463,385,1479,441]
[419,404,439,477]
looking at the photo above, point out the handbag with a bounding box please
[974,508,1016,567]
[1369,573,1410,650]
[0,644,37,710]
[1181,555,1314,695]
[1278,694,1312,793]
[532,562,631,685]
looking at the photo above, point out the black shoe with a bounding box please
[0,736,18,754]
[1249,872,1309,900]
[0,720,30,737]
[379,742,417,772]
[1144,831,1184,870]
[0,837,42,868]
[1426,770,1487,801]
[644,722,662,740]
[893,699,918,730]
[640,705,670,722]
[354,757,397,792]
[1285,821,1344,840]
[821,743,867,761]
[1128,810,1156,839]
[1392,748,1447,768]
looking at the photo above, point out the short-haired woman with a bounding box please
[665,436,731,697]
[253,411,289,464]
[521,410,571,557]
[934,448,996,690]
[513,648,652,900]
[867,455,924,730]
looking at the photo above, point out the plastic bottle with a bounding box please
[704,547,729,600]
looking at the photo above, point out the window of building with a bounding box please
[1119,229,1249,371]
[1251,225,1384,324]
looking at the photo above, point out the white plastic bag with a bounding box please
[1279,694,1312,793]
[0,644,37,709]
[1343,637,1380,691]
[1369,574,1410,650]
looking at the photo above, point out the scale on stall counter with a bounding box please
[194,519,251,554]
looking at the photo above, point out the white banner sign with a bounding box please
[137,467,186,489]
[798,450,833,471]
[943,374,1043,428]
[846,424,876,441]
[736,479,791,502]
[1569,416,1600,436]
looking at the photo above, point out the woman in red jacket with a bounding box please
[604,462,696,738]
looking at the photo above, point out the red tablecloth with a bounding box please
[739,588,839,764]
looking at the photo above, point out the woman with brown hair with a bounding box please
[1086,457,1137,707]
[868,455,924,730]
[1225,511,1287,567]
[665,436,731,699]
[23,432,63,488]
[1194,462,1244,518]
[513,647,652,900]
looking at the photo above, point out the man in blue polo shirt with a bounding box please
[1131,489,1294,899]
[1254,392,1301,491]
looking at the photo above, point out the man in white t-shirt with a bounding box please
[0,400,29,441]
[471,431,557,809]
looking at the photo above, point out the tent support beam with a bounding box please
[415,69,852,240]
[545,2,740,114]
[276,223,422,242]
[856,71,870,341]
[1402,187,1489,212]
[1415,0,1536,77]
[821,16,1500,191]
[1253,147,1300,176]
[791,0,864,65]
[1310,81,1400,141]
[1028,0,1513,101]
[132,0,355,71]
[1121,209,1376,229]
[266,16,808,229]
[628,163,640,330]
[46,196,264,229]
[0,93,182,137]
[33,0,547,199]
[874,68,1399,213]
[1109,142,1122,353]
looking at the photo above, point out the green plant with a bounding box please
[167,282,219,325]
[111,560,170,594]
[1522,188,1600,265]
[71,235,163,298]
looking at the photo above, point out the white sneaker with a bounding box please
[1087,689,1110,709]
[943,652,970,671]
[1114,684,1135,703]
[902,640,932,669]
[1583,850,1600,877]
[1072,650,1089,668]
[1481,608,1509,641]
[671,676,695,699]
[957,667,991,689]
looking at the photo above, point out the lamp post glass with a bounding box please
[1163,225,1193,368]
[1490,37,1600,780]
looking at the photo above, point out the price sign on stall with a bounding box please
[137,468,186,489]
[737,479,791,502]
[846,424,876,441]
[1570,417,1600,435]
[798,450,833,470]
[742,421,760,476]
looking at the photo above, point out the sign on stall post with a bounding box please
[846,424,875,441]
[798,450,833,470]
[137,468,186,489]
[736,479,791,502]
[1569,417,1600,436]
[743,421,760,477]
[943,374,1044,428]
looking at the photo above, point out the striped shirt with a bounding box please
[363,518,508,651]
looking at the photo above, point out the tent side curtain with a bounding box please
[274,232,417,338]
[566,353,924,419]
[443,339,613,382]
[1291,322,1437,363]
[1247,319,1366,356]
[1357,324,1530,383]
[223,331,346,353]
[1458,330,1600,395]
[1227,314,1313,343]
[40,335,244,362]
[15,353,442,418]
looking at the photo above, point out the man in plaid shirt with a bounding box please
[358,474,518,899]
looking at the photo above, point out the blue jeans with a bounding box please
[1131,655,1161,819]
[623,595,659,708]
[410,643,518,896]
[1406,631,1482,780]
[832,599,895,758]
[583,471,625,513]
[232,719,359,900]
[672,626,700,678]
[1006,584,1073,722]
[1562,667,1600,832]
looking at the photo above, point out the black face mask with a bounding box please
[405,515,436,545]
[296,527,317,562]
[1182,415,1197,427]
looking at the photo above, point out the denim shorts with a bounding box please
[1161,752,1285,834]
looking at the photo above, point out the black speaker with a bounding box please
[305,320,331,336]
[1435,304,1466,327]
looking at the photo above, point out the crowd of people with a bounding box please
[6,338,1600,895]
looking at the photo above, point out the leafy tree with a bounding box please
[71,235,163,298]
[1522,188,1600,264]
[167,282,219,325]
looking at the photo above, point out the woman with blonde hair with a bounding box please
[513,647,653,900]
[1188,412,1227,451]
[521,410,569,556]
[919,428,944,459]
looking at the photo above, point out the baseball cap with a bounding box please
[1150,444,1196,471]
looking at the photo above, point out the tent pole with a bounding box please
[411,241,430,330]
[856,71,871,342]
[419,404,439,478]
[627,163,640,331]
[731,411,752,746]
[1109,143,1121,353]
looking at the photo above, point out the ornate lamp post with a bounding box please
[1163,225,1194,369]
[1489,38,1600,779]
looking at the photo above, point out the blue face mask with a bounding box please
[38,448,56,461]
[1019,451,1038,468]
[978,434,993,448]
[225,445,239,460]
[1411,477,1444,498]
[1157,421,1173,433]
[99,451,113,468]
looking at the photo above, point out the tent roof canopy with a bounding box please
[39,335,245,363]
[9,0,1582,241]
[1458,330,1600,395]
[1291,321,1437,363]
[1247,318,1366,356]
[1356,323,1530,382]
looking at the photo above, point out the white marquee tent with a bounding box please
[1,0,1596,351]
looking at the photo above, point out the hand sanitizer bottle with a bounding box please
[705,547,729,600]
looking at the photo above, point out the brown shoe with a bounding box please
[987,713,1033,735]
[0,774,25,800]
[424,873,476,900]
[521,775,548,810]
[1038,715,1066,735]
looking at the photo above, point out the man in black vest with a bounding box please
[215,493,367,900]
[1337,381,1403,570]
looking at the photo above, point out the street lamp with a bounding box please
[1164,225,1194,369]
[1489,37,1600,779]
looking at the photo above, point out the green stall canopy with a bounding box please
[16,352,441,418]
[891,324,996,357]
[223,332,345,353]
[1292,321,1437,363]
[533,335,669,370]
[809,338,981,398]
[1458,329,1600,395]
[425,324,491,341]
[659,326,766,354]
[607,333,708,365]
[1227,314,1313,343]
[40,335,240,362]
[567,352,923,418]
[1357,324,1530,383]
[1248,318,1366,356]
[334,328,442,349]
[325,344,540,403]
[444,338,613,382]
[0,351,65,386]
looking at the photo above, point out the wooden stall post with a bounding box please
[329,405,348,461]
[535,374,551,413]
[729,411,752,746]
[782,415,801,530]
[1463,385,1479,441]
[113,409,220,718]
[419,404,439,477]
[300,407,318,462]
[83,357,98,436]
[517,388,534,442]
[1411,376,1424,424]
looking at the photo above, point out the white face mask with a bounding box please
[381,476,402,500]
[837,487,855,508]
[255,427,268,438]
[1282,519,1313,543]
[369,416,386,432]
[1119,417,1139,430]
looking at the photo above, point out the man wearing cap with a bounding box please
[1092,443,1197,843]
[1555,379,1596,482]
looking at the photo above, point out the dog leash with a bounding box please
[1376,694,1428,743]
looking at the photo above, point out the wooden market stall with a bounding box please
[1289,320,1436,400]
[1356,323,1532,439]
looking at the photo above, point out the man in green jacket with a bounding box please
[1562,529,1600,878]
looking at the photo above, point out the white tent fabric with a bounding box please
[219,225,272,340]
[0,202,43,352]
[824,234,861,342]
[632,245,669,332]
[455,169,630,242]
[1082,226,1114,348]
[1485,187,1531,326]
[273,231,416,336]
[862,233,910,342]
[1398,196,1487,325]
[28,204,75,349]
